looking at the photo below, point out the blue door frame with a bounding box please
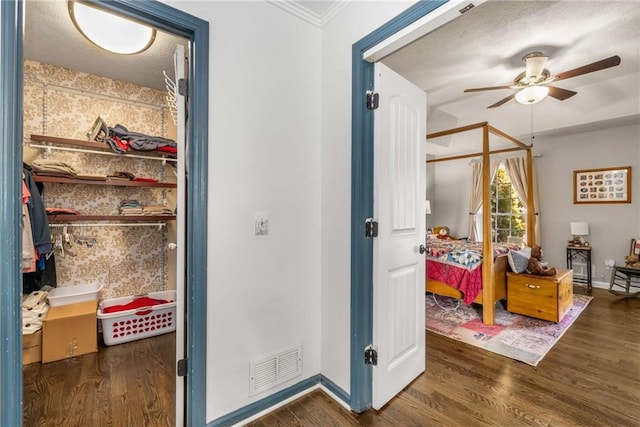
[349,0,448,412]
[0,1,208,425]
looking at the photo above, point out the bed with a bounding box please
[426,122,536,325]
[425,237,520,305]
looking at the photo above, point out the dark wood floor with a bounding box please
[23,288,640,426]
[23,332,176,427]
[249,288,640,426]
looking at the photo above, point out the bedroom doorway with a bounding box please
[350,0,477,412]
[0,1,208,425]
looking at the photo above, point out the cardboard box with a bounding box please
[42,300,98,363]
[23,329,42,365]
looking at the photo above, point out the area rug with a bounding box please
[425,294,593,366]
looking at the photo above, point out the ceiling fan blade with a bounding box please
[487,94,515,108]
[547,86,577,101]
[554,55,621,81]
[464,85,512,93]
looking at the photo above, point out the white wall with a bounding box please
[431,123,640,284]
[320,1,417,395]
[164,1,322,421]
[432,159,471,238]
[533,123,640,283]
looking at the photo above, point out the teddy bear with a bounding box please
[625,254,640,269]
[437,227,450,239]
[527,245,557,276]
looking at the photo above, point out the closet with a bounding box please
[23,60,178,300]
[21,2,188,424]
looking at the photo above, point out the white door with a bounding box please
[372,62,427,409]
[173,44,187,427]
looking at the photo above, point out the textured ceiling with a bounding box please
[23,1,343,91]
[23,1,640,158]
[24,1,187,91]
[381,1,640,156]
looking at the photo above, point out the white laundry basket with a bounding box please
[97,291,176,346]
[47,283,103,307]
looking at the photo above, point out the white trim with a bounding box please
[319,0,351,27]
[588,280,609,290]
[265,0,321,27]
[264,0,351,28]
[363,0,486,62]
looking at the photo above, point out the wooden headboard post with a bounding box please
[481,123,495,325]
[426,122,533,325]
[526,149,536,246]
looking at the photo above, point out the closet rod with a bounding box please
[30,143,177,163]
[49,223,166,228]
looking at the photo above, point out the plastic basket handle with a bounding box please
[135,307,153,316]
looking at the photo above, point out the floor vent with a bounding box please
[249,345,302,396]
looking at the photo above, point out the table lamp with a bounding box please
[570,222,589,246]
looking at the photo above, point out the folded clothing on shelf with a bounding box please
[143,205,174,215]
[30,159,78,178]
[119,199,142,215]
[109,124,177,152]
[120,207,144,215]
[76,173,107,181]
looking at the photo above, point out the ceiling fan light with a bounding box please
[524,54,548,80]
[69,1,155,55]
[515,86,549,105]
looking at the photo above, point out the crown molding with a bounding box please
[265,0,350,28]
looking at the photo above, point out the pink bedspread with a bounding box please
[426,238,518,304]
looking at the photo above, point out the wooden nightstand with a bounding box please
[507,269,573,322]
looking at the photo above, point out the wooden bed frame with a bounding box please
[425,122,536,325]
[426,255,510,304]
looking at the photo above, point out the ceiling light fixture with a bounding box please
[69,1,156,55]
[515,85,549,105]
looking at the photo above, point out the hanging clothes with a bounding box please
[21,174,36,272]
[22,166,54,293]
[23,166,52,255]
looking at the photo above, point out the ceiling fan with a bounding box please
[464,52,621,108]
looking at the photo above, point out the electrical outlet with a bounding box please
[255,212,269,236]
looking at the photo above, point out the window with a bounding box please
[490,166,526,243]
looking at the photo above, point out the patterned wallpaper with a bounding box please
[23,60,176,301]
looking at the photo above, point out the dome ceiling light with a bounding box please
[514,85,550,105]
[69,1,156,55]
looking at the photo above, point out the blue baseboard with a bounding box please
[319,375,350,405]
[208,374,349,426]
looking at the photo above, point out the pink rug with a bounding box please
[425,294,593,366]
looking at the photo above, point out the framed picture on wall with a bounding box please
[573,166,631,204]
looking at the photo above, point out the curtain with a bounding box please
[468,160,499,241]
[503,156,540,244]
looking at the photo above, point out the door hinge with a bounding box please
[177,358,188,377]
[366,90,379,110]
[178,78,189,97]
[365,218,378,238]
[364,345,378,366]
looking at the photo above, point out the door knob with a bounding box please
[419,244,427,254]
